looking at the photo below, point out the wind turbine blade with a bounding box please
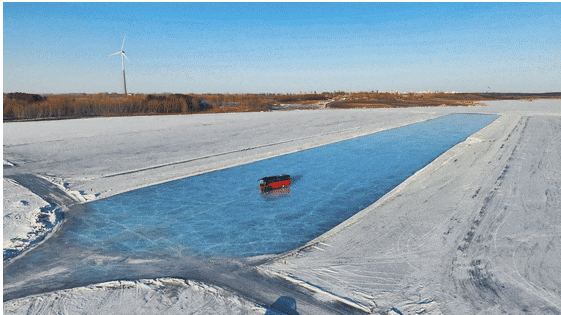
[123,53,130,62]
[121,35,126,51]
[107,51,121,57]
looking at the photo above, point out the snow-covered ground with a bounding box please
[4,278,266,315]
[2,178,52,258]
[3,100,561,314]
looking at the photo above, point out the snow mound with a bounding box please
[4,159,15,166]
[38,174,99,203]
[3,278,266,315]
[3,178,55,259]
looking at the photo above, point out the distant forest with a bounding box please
[4,91,560,121]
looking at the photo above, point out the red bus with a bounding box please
[259,175,291,191]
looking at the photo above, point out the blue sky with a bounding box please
[3,2,560,94]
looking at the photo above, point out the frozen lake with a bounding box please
[58,113,498,259]
[5,100,561,314]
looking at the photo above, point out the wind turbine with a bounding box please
[107,36,129,95]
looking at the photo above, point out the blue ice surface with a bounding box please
[68,114,498,259]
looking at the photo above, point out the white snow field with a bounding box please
[3,178,51,256]
[3,100,561,314]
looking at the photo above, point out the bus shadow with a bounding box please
[265,296,299,315]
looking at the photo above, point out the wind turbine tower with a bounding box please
[107,36,130,95]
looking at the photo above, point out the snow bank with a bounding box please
[4,159,15,167]
[37,174,98,203]
[3,278,265,315]
[3,178,53,259]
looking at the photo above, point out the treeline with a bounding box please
[328,92,482,108]
[272,93,335,103]
[327,91,561,108]
[4,91,560,121]
[3,93,279,121]
[190,94,273,112]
